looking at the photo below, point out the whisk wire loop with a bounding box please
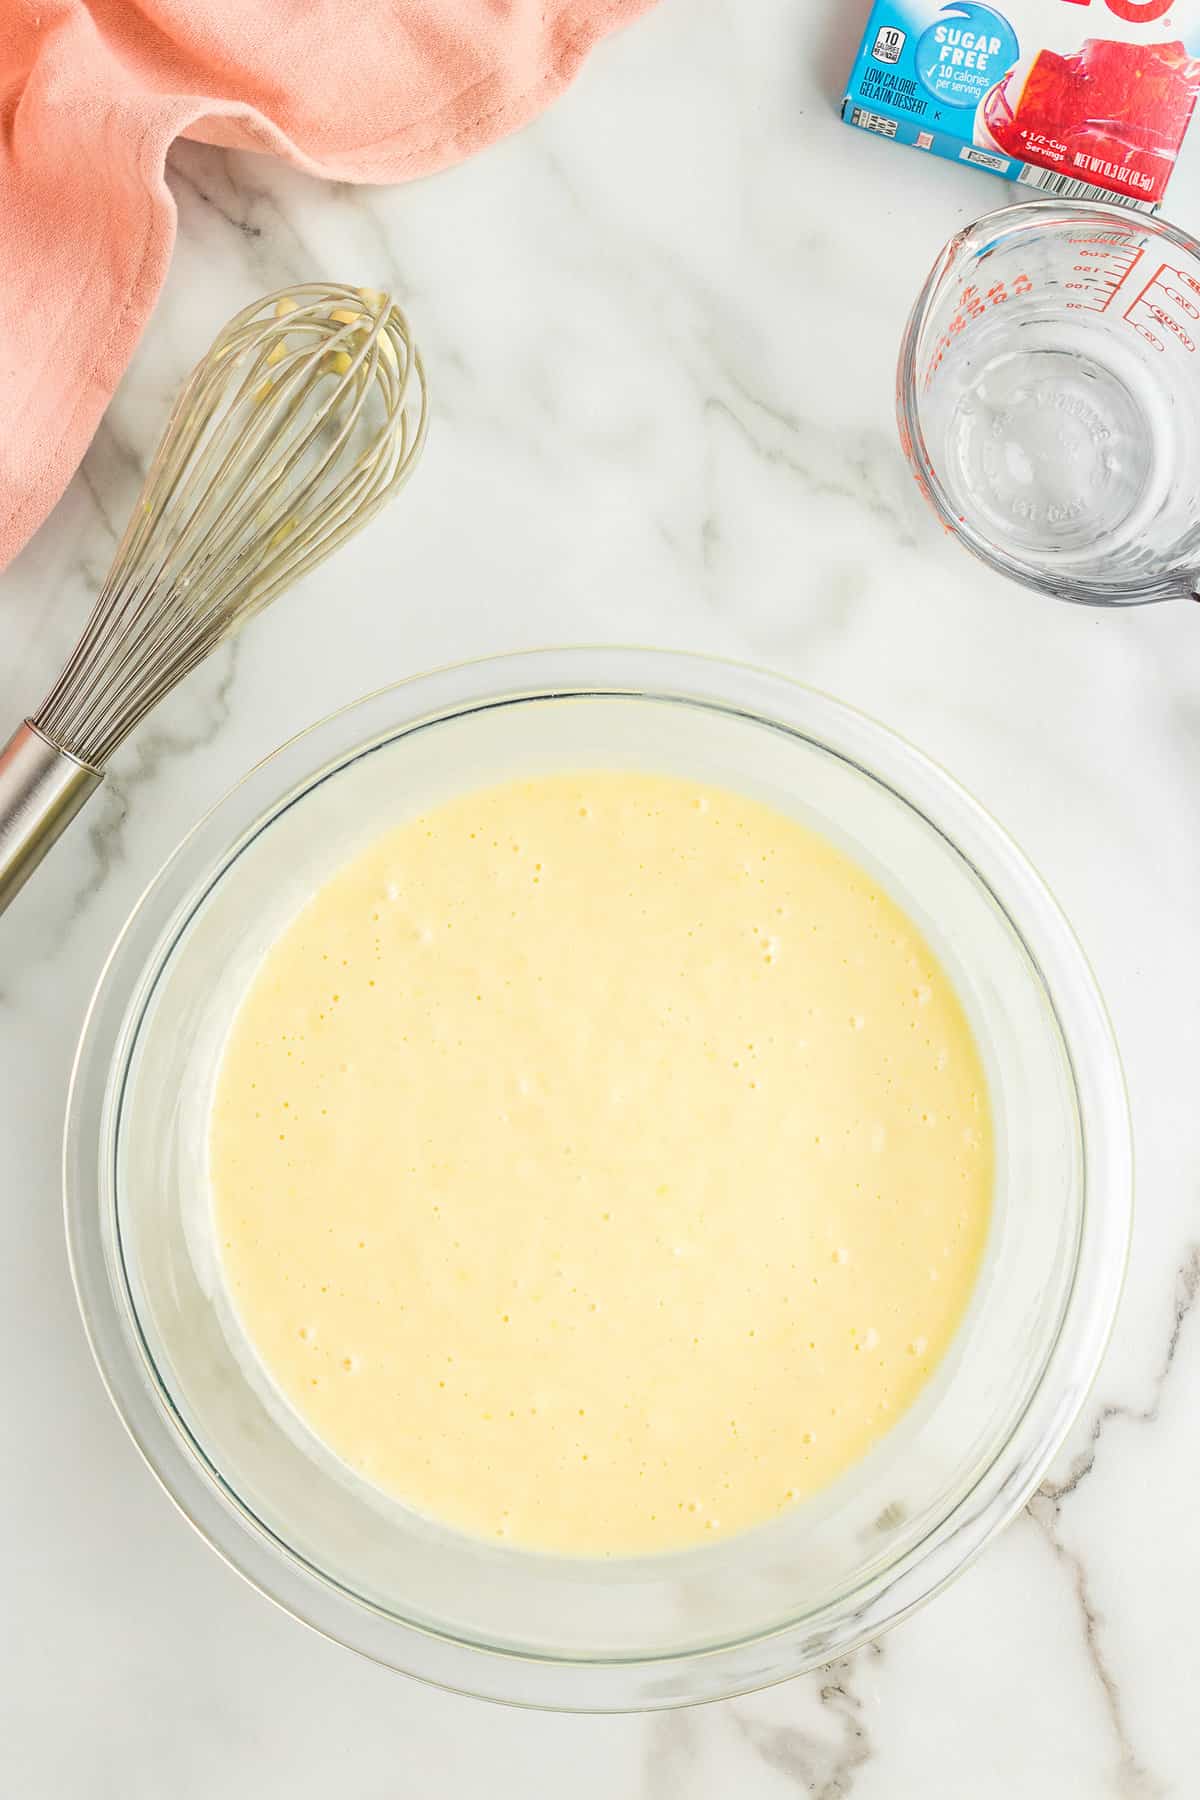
[34,283,427,771]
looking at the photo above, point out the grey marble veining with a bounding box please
[3,1,1200,1793]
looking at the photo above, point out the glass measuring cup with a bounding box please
[898,201,1200,606]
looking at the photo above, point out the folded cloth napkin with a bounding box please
[0,0,654,572]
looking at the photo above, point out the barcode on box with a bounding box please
[1015,164,1156,212]
[959,146,1011,172]
[850,107,898,138]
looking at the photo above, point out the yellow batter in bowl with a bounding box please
[211,770,992,1556]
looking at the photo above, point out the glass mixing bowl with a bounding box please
[65,648,1130,1710]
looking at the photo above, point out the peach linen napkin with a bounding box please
[0,0,655,572]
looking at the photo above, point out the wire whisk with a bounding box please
[0,282,428,914]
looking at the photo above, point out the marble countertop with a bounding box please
[3,2,1199,1793]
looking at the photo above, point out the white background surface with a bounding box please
[2,2,1199,1792]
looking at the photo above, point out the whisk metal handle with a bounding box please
[0,723,101,915]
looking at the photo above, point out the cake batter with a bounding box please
[211,772,992,1554]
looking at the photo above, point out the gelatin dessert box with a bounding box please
[843,0,1200,208]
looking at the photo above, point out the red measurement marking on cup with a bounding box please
[920,273,1034,392]
[1121,263,1200,354]
[1063,239,1144,314]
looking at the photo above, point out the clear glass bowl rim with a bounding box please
[64,646,1132,1711]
